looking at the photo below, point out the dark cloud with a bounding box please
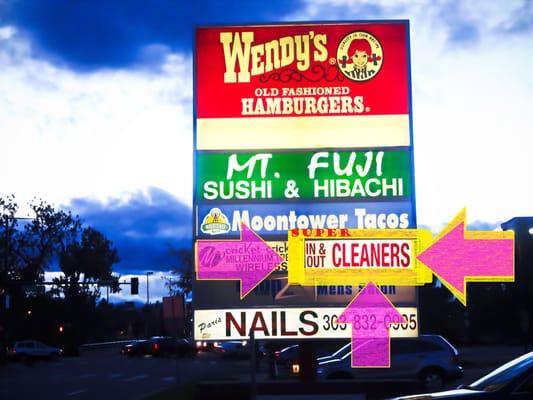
[497,0,533,35]
[467,220,502,231]
[437,1,480,47]
[1,0,303,70]
[446,20,479,45]
[417,224,434,233]
[289,2,406,23]
[321,3,390,19]
[64,188,192,274]
[419,221,501,234]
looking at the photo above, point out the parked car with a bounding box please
[8,340,63,362]
[195,341,215,352]
[307,335,462,391]
[316,342,352,363]
[121,337,196,357]
[213,341,249,358]
[148,337,197,357]
[276,340,350,371]
[275,344,299,367]
[390,351,533,399]
[213,340,266,359]
[120,340,151,356]
[175,338,197,357]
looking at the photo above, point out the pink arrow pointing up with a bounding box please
[338,282,406,368]
[417,210,514,306]
[196,224,283,299]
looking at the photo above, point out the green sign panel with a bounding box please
[197,150,411,201]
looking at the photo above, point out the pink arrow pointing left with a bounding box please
[417,220,514,305]
[196,224,283,299]
[338,282,406,368]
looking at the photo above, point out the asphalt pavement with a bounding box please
[0,345,528,400]
[0,348,247,400]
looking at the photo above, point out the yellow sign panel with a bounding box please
[288,228,433,286]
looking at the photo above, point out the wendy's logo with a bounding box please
[337,31,383,82]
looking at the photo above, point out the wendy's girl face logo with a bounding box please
[336,31,383,82]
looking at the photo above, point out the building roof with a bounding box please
[501,217,533,233]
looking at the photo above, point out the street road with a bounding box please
[0,345,526,399]
[0,348,248,400]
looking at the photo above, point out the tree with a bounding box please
[1,196,81,293]
[1,196,125,345]
[163,246,193,297]
[0,195,19,290]
[1,196,83,344]
[56,227,120,301]
[163,246,193,337]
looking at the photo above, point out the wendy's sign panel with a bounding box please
[196,23,409,119]
[193,21,416,340]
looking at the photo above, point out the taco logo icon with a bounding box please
[336,31,383,82]
[200,208,231,235]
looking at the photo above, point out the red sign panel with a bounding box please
[196,22,409,118]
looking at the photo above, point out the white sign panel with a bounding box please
[195,307,418,340]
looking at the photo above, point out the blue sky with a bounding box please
[1,0,532,301]
[1,0,301,69]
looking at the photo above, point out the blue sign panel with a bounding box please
[196,201,414,238]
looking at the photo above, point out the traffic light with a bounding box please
[58,325,64,334]
[131,277,139,295]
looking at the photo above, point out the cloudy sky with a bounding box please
[1,1,532,300]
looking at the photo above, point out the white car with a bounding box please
[9,340,63,362]
[314,335,463,391]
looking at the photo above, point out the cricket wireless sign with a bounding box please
[194,21,417,340]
